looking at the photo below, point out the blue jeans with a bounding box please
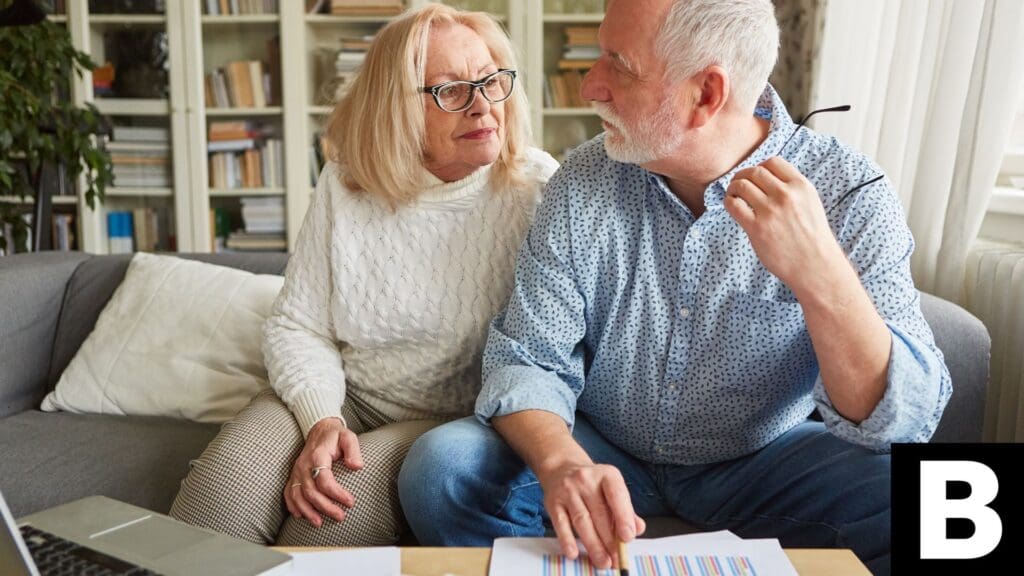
[398,415,890,576]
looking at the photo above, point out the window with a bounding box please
[996,89,1024,190]
[981,88,1024,244]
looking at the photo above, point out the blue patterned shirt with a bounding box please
[476,85,952,465]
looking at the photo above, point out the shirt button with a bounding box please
[668,384,677,391]
[690,228,701,240]
[656,447,664,454]
[679,307,690,318]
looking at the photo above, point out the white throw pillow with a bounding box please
[41,252,285,423]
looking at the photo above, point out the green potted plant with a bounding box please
[0,0,113,254]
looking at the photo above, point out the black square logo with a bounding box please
[892,443,1024,571]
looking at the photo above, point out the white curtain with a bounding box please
[808,0,1024,303]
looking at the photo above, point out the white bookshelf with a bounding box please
[58,1,192,255]
[53,0,601,254]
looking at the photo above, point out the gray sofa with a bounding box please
[0,252,991,534]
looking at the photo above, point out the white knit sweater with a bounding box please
[263,148,559,436]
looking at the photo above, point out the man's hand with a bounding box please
[493,411,646,569]
[724,156,847,294]
[725,155,893,423]
[284,417,364,528]
[537,462,646,569]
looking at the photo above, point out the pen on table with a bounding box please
[618,540,630,576]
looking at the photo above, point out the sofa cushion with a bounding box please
[0,252,91,418]
[42,253,284,423]
[46,252,290,392]
[0,410,220,518]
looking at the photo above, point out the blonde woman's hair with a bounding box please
[324,3,532,207]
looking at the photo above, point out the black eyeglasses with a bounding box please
[420,69,517,113]
[776,104,885,215]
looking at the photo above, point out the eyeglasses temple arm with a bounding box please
[777,104,853,157]
[827,173,886,216]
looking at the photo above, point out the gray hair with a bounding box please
[655,0,779,112]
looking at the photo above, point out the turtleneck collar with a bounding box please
[417,163,493,210]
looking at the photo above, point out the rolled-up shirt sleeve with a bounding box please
[476,172,587,430]
[814,172,952,450]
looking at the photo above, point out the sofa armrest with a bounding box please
[920,292,991,443]
[0,252,92,418]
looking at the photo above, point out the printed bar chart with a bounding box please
[541,554,618,576]
[633,554,759,576]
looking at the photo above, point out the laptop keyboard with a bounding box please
[20,525,162,576]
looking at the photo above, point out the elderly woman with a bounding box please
[169,3,557,546]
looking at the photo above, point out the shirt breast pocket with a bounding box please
[718,291,816,390]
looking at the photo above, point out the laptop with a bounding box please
[1,490,292,576]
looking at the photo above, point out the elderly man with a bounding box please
[399,1,949,574]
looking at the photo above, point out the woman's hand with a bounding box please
[284,417,364,527]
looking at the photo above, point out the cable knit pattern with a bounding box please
[263,148,559,437]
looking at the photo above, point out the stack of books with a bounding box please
[331,36,373,99]
[208,122,284,190]
[93,63,115,97]
[544,25,599,108]
[329,0,404,16]
[226,196,286,252]
[105,209,161,254]
[205,60,272,109]
[131,208,160,252]
[108,126,172,189]
[203,0,278,14]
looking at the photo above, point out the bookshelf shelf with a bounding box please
[202,15,280,25]
[106,187,174,198]
[206,107,284,117]
[308,105,333,115]
[305,15,395,25]
[94,99,170,116]
[209,188,286,197]
[46,15,68,23]
[88,15,167,25]
[0,196,77,205]
[544,107,599,116]
[543,14,605,23]
[303,12,506,25]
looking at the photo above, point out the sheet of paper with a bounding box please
[490,534,797,576]
[647,530,741,545]
[287,547,401,576]
[626,538,797,576]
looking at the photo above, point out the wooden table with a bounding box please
[276,546,872,575]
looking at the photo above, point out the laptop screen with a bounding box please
[0,490,40,576]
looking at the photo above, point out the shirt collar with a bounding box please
[642,83,798,210]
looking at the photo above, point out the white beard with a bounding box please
[595,99,685,164]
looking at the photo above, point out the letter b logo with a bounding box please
[894,444,1023,571]
[919,461,1001,559]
